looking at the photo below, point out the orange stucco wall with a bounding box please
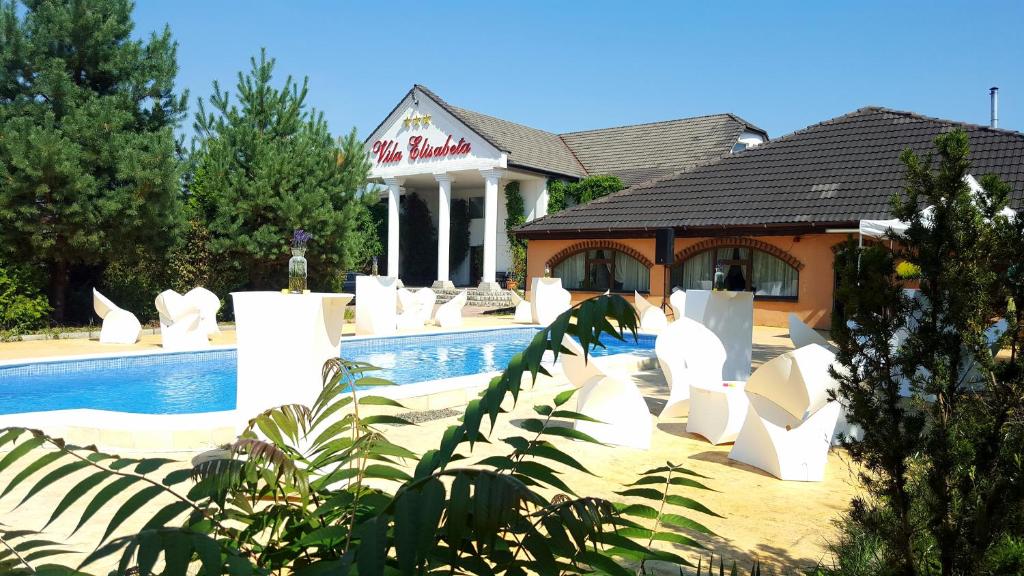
[525,234,842,329]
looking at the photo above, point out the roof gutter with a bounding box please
[516,220,861,240]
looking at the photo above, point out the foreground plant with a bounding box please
[0,294,723,575]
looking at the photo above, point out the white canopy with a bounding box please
[859,175,1016,242]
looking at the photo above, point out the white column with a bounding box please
[384,177,404,279]
[480,169,503,291]
[433,173,454,289]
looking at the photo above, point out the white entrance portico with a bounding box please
[365,85,553,291]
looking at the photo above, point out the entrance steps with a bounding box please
[410,287,515,310]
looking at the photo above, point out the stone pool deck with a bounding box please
[0,312,516,361]
[0,317,855,572]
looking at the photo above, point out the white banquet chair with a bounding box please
[92,288,142,344]
[434,290,467,329]
[531,277,571,326]
[729,344,842,481]
[633,291,668,331]
[668,289,686,321]
[397,287,436,330]
[687,381,749,445]
[508,291,534,324]
[656,317,727,417]
[560,336,651,449]
[185,287,221,336]
[154,289,209,350]
[788,313,832,351]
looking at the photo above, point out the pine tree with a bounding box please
[0,0,187,321]
[831,130,1024,574]
[190,49,372,291]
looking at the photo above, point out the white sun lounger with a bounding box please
[154,289,210,350]
[656,317,727,418]
[668,289,686,321]
[508,291,534,324]
[92,288,142,344]
[560,336,651,449]
[788,313,832,351]
[397,287,436,330]
[434,290,466,329]
[184,287,221,336]
[633,291,668,331]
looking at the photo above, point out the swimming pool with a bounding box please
[0,328,654,415]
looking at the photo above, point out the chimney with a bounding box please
[990,86,999,129]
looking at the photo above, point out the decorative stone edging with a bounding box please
[545,240,654,270]
[673,236,805,270]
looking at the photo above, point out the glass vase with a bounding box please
[288,248,307,293]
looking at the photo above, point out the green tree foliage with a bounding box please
[0,0,187,321]
[547,178,569,214]
[829,130,1024,575]
[0,295,726,574]
[0,260,49,335]
[190,49,372,291]
[571,174,624,204]
[546,175,624,215]
[504,182,528,284]
[398,192,436,285]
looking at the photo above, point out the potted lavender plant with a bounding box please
[289,229,312,293]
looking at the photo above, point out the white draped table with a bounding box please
[231,291,352,418]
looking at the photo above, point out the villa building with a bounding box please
[365,84,766,290]
[517,107,1024,328]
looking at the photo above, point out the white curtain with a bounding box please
[554,253,586,290]
[681,251,714,290]
[615,251,649,292]
[752,251,797,296]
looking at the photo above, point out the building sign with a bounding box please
[371,134,473,165]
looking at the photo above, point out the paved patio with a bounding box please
[0,315,854,572]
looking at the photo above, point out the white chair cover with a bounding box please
[531,277,571,326]
[560,336,651,449]
[686,382,749,445]
[397,288,436,330]
[729,396,841,482]
[729,343,842,481]
[668,289,686,321]
[92,288,141,344]
[154,289,209,350]
[434,290,467,328]
[656,318,726,417]
[634,291,668,331]
[696,291,754,381]
[509,291,534,324]
[355,276,398,335]
[788,313,831,351]
[745,344,838,421]
[184,287,221,336]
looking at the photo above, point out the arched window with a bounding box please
[552,247,650,293]
[671,245,799,299]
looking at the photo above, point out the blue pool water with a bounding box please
[0,328,654,415]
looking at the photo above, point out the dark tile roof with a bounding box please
[518,107,1024,237]
[560,115,765,186]
[412,85,760,182]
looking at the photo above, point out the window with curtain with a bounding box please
[552,248,650,293]
[670,245,798,298]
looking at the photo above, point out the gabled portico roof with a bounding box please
[367,84,764,183]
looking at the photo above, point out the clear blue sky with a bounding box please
[133,0,1023,142]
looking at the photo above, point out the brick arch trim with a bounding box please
[546,241,654,270]
[673,237,804,271]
